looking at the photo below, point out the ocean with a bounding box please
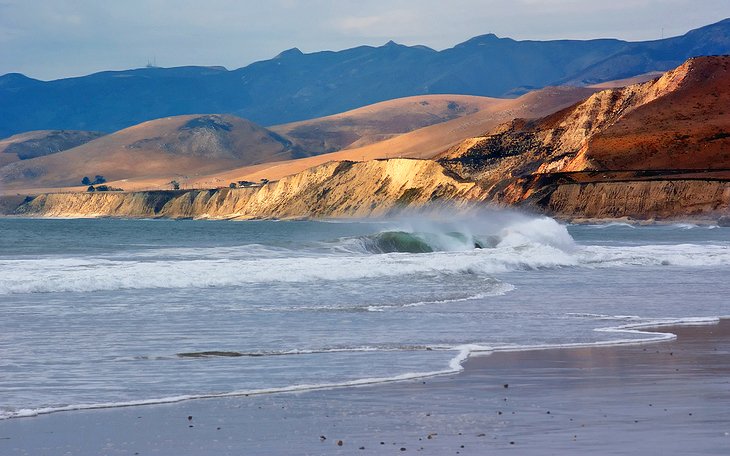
[2,213,729,420]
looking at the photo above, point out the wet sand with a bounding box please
[2,320,729,455]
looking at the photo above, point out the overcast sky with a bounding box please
[1,0,729,80]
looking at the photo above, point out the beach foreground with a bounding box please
[2,320,728,455]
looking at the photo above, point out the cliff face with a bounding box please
[438,57,725,178]
[15,159,477,219]
[438,56,730,220]
[544,180,730,220]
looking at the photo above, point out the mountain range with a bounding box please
[1,18,729,138]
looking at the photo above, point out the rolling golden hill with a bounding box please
[0,114,299,190]
[270,94,499,155]
[183,86,596,190]
[0,95,499,193]
[0,130,104,167]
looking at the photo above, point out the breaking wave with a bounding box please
[2,214,729,294]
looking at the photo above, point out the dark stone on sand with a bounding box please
[337,440,343,446]
[400,448,407,451]
[359,446,365,450]
[504,384,509,388]
[510,441,515,445]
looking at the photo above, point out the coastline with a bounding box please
[2,203,729,227]
[2,318,728,455]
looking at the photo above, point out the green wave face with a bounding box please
[371,231,434,253]
[361,230,493,253]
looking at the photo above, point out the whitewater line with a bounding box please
[3,315,723,421]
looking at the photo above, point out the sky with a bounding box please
[1,0,729,80]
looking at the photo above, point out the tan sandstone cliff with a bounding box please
[15,159,477,219]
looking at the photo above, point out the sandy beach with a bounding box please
[1,319,727,455]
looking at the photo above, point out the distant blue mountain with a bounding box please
[1,18,729,138]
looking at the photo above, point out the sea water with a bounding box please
[1,213,729,419]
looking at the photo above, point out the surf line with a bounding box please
[3,316,723,421]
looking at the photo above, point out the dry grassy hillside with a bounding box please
[584,56,730,171]
[186,86,596,189]
[270,95,499,155]
[0,130,104,167]
[441,57,730,180]
[0,115,299,189]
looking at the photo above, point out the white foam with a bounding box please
[579,244,730,267]
[0,243,573,294]
[579,222,636,229]
[496,216,576,251]
[469,317,721,355]
[6,235,730,294]
[566,313,642,321]
[671,223,701,230]
[366,283,516,312]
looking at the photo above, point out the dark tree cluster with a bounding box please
[81,175,106,186]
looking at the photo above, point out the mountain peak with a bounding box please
[275,48,304,59]
[0,72,40,90]
[455,33,512,48]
